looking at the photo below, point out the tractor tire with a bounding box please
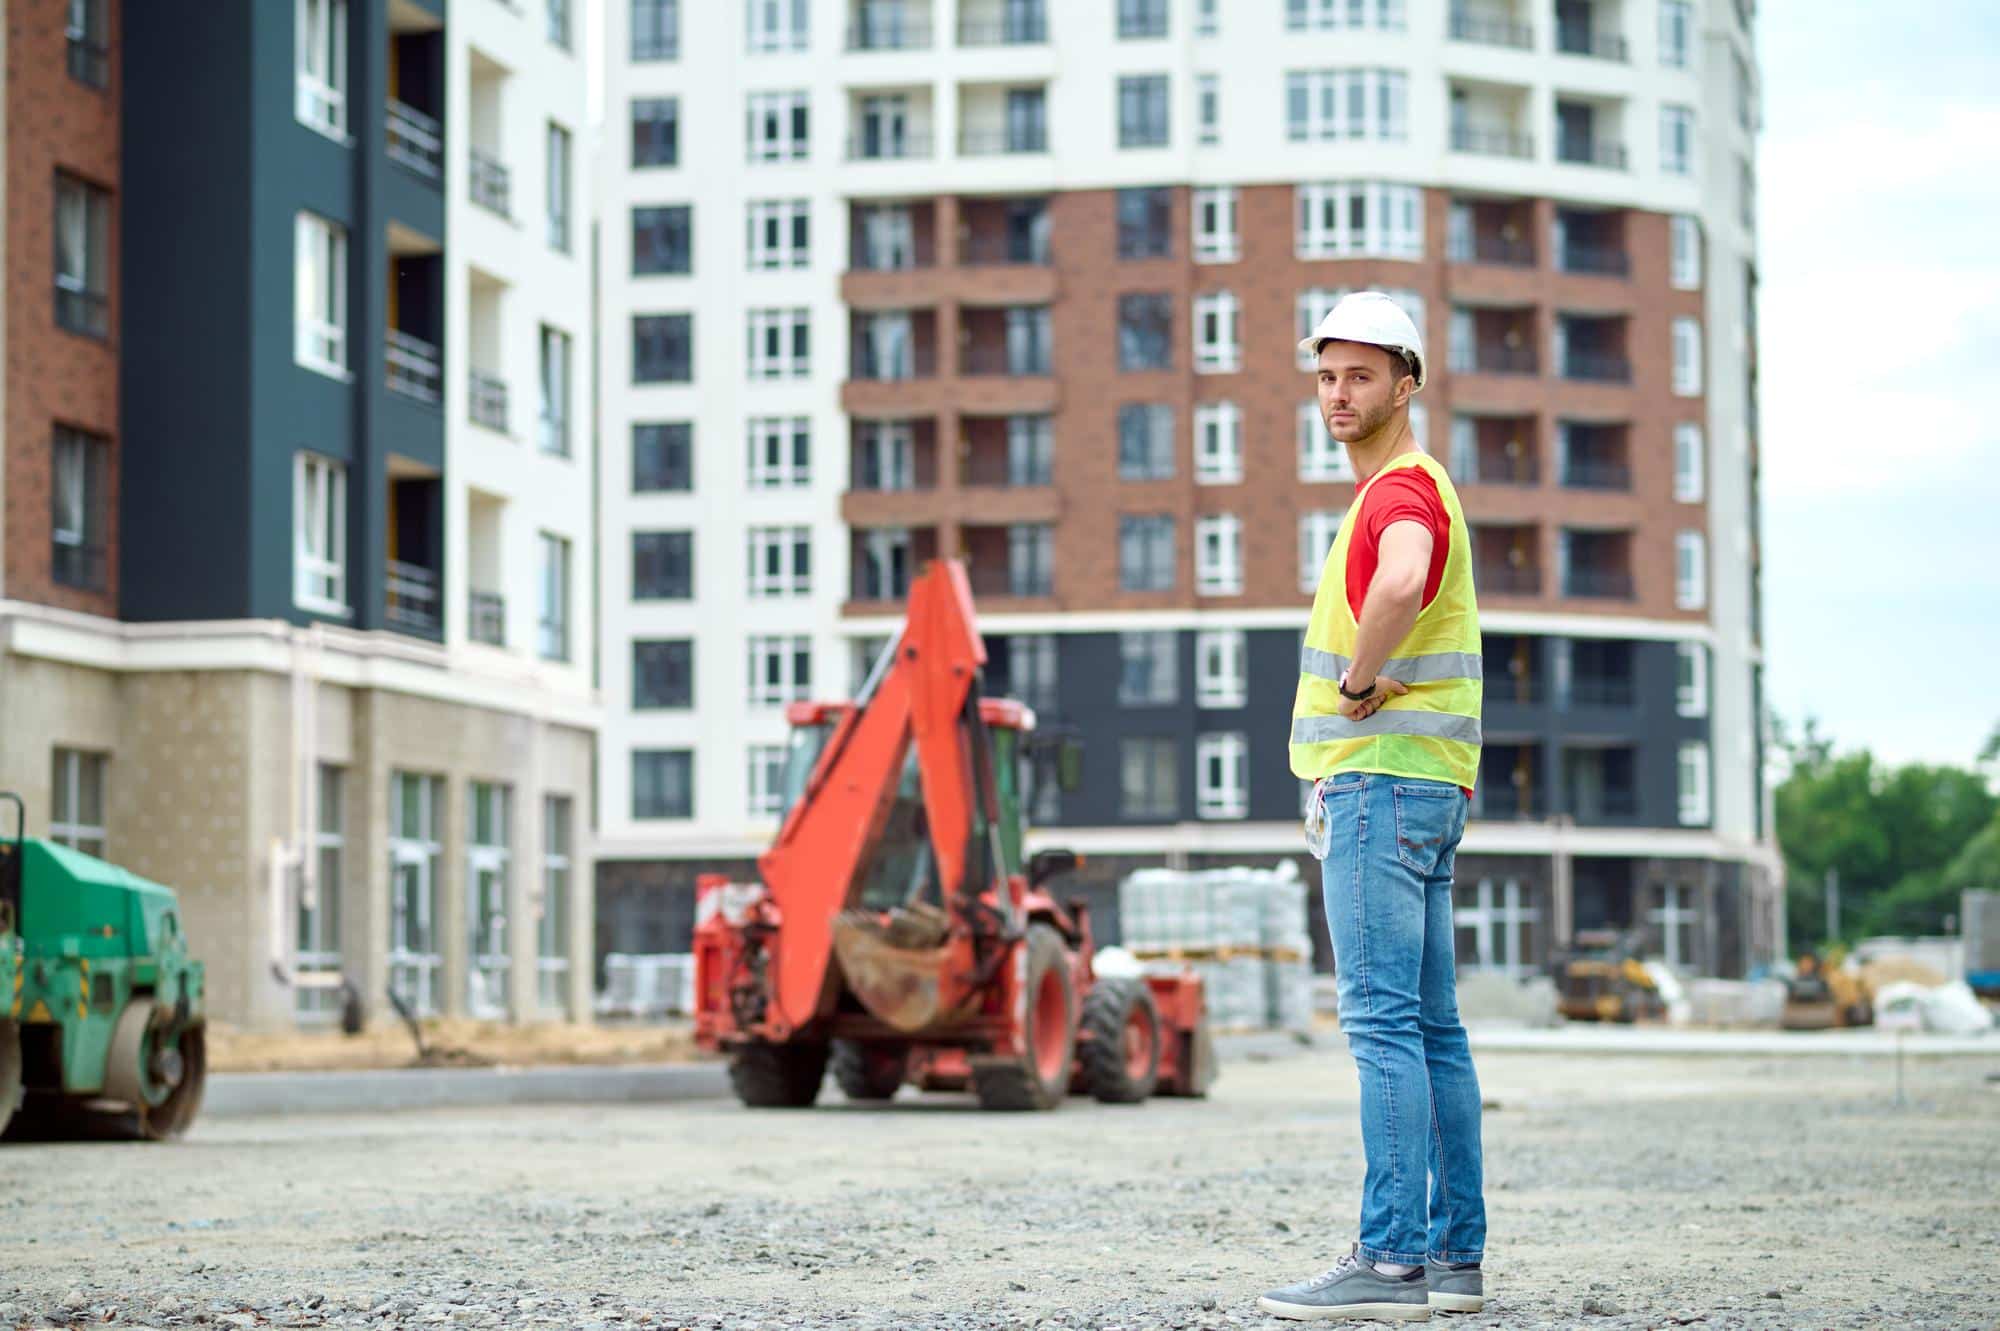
[1077,978,1161,1104]
[830,1040,905,1101]
[728,1040,829,1108]
[0,1020,20,1139]
[1158,1014,1218,1098]
[972,923,1075,1112]
[104,1002,208,1141]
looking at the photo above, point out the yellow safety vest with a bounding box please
[1289,449,1482,789]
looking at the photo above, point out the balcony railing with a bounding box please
[51,541,107,591]
[1557,138,1629,170]
[963,232,1051,266]
[1568,788,1641,821]
[1563,568,1637,600]
[1450,9,1532,49]
[851,344,938,381]
[1557,26,1629,61]
[1561,350,1633,383]
[1465,453,1538,486]
[1472,782,1538,820]
[386,561,441,632]
[846,132,934,161]
[1569,676,1638,706]
[1559,243,1631,276]
[1464,344,1538,375]
[1561,458,1632,490]
[470,148,511,216]
[387,100,443,181]
[847,17,933,49]
[958,13,1048,44]
[963,343,1051,377]
[1450,126,1535,159]
[469,369,509,431]
[1477,563,1542,595]
[960,126,1049,156]
[468,590,506,646]
[387,329,442,404]
[1483,673,1542,705]
[1449,234,1535,267]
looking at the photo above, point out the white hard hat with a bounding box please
[1298,291,1427,391]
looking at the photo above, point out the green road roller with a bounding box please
[0,793,207,1141]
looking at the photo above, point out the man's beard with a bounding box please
[1328,397,1394,444]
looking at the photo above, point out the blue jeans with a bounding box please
[1319,773,1485,1266]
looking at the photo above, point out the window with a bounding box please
[747,91,810,161]
[1677,741,1711,825]
[853,421,913,491]
[389,770,444,1015]
[1195,514,1243,596]
[1196,733,1249,820]
[1118,404,1175,480]
[66,0,109,88]
[50,748,107,856]
[1119,0,1168,38]
[1676,643,1709,719]
[856,311,914,380]
[1672,318,1703,395]
[1195,630,1246,708]
[1118,515,1175,592]
[1119,631,1178,705]
[633,639,695,709]
[1298,402,1355,483]
[538,533,571,661]
[294,453,347,613]
[51,427,107,590]
[547,0,572,47]
[295,763,345,1020]
[1287,0,1405,30]
[1192,186,1237,262]
[1674,422,1705,502]
[633,423,694,493]
[1008,415,1054,486]
[538,795,572,1013]
[1117,187,1173,259]
[1676,530,1707,610]
[1296,182,1423,259]
[632,750,694,820]
[1120,737,1178,819]
[633,531,694,600]
[1193,292,1240,373]
[1299,509,1345,594]
[1009,524,1054,596]
[633,205,693,275]
[1196,75,1221,146]
[748,635,813,706]
[1193,402,1242,485]
[464,782,513,1018]
[632,98,680,167]
[748,307,811,380]
[291,212,348,374]
[632,0,679,60]
[547,122,573,251]
[1285,70,1408,143]
[748,417,811,489]
[1118,75,1170,148]
[857,527,912,599]
[748,526,813,597]
[748,0,809,52]
[1118,294,1173,371]
[855,204,916,270]
[296,0,348,139]
[1659,0,1692,67]
[747,199,811,270]
[1739,154,1756,228]
[539,326,572,456]
[634,313,693,383]
[1004,306,1054,375]
[748,745,788,818]
[1734,50,1756,130]
[1195,0,1220,35]
[1660,105,1694,175]
[1670,214,1702,289]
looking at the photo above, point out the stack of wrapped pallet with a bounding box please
[1120,862,1314,1032]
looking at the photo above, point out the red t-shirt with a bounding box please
[1345,466,1450,620]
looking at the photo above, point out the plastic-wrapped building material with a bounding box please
[1266,957,1316,1032]
[596,953,696,1018]
[1123,863,1315,1030]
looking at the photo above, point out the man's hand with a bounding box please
[1337,675,1409,721]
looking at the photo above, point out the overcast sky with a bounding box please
[1756,1,2000,769]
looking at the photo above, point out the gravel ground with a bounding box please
[4,1043,1997,1331]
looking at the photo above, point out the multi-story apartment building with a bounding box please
[598,0,1778,979]
[0,0,599,1030]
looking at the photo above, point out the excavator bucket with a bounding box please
[831,907,969,1033]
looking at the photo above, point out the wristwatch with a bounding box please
[1338,674,1376,701]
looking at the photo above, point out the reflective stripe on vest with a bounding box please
[1300,646,1484,687]
[1291,710,1484,746]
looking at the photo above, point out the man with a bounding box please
[1259,292,1487,1323]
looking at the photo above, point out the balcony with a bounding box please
[1478,563,1542,596]
[1447,198,1535,267]
[966,524,1052,599]
[1475,524,1541,596]
[1556,20,1629,61]
[963,415,1054,488]
[1563,746,1642,825]
[1451,125,1535,160]
[386,560,440,632]
[1559,243,1630,276]
[1449,5,1532,48]
[1465,343,1538,376]
[960,125,1048,156]
[1554,207,1630,275]
[847,4,933,50]
[1449,306,1540,378]
[1563,568,1635,600]
[961,197,1052,266]
[849,203,936,272]
[847,131,933,162]
[957,0,1047,45]
[961,308,1052,377]
[1473,744,1543,819]
[1555,99,1627,170]
[851,526,940,604]
[1450,415,1539,486]
[469,369,508,432]
[1482,638,1541,704]
[468,590,506,646]
[1557,314,1632,384]
[1562,349,1632,383]
[387,329,443,404]
[387,100,443,182]
[850,419,938,492]
[851,311,940,381]
[1561,457,1631,490]
[470,148,510,216]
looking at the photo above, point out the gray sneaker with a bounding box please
[1425,1258,1484,1314]
[1258,1243,1431,1322]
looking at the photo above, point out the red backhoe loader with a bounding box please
[694,560,1214,1110]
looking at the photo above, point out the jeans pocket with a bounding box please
[1393,783,1458,873]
